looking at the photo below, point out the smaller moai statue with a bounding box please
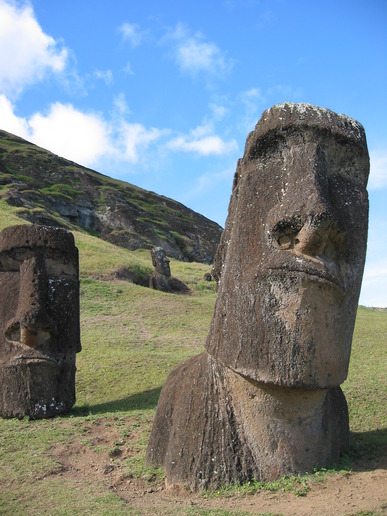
[149,247,190,294]
[0,224,81,419]
[149,247,172,292]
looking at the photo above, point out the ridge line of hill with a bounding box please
[0,129,222,263]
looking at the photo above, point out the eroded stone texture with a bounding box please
[147,353,349,488]
[146,103,369,489]
[208,102,369,388]
[0,224,81,419]
[149,247,190,294]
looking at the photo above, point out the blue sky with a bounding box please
[0,0,386,307]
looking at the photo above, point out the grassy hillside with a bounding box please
[0,206,386,515]
[0,129,222,263]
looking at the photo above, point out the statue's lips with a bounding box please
[11,353,60,367]
[4,337,67,367]
[268,265,343,291]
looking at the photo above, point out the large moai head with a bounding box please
[206,103,369,389]
[0,225,81,418]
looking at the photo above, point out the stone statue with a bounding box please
[0,224,81,419]
[149,246,190,294]
[149,247,172,292]
[146,103,369,489]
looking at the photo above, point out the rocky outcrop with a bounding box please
[0,130,222,263]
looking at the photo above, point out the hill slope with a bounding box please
[0,129,222,263]
[0,193,385,512]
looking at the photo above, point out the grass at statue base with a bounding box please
[0,205,385,514]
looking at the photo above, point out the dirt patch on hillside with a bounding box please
[45,417,387,515]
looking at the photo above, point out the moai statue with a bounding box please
[149,247,172,292]
[0,225,81,419]
[149,247,190,294]
[146,103,369,489]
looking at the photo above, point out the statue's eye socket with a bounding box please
[0,256,20,272]
[5,323,21,342]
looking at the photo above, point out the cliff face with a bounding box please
[0,130,222,263]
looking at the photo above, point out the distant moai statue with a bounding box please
[149,247,190,294]
[149,247,172,292]
[0,225,81,419]
[146,103,369,489]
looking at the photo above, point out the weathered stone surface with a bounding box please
[147,353,349,489]
[149,247,190,294]
[0,224,81,419]
[146,103,369,489]
[151,247,172,278]
[208,102,369,388]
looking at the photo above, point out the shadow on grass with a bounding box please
[70,386,162,417]
[338,428,387,472]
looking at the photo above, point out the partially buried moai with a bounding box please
[146,103,369,489]
[0,225,81,419]
[149,246,172,292]
[149,246,190,294]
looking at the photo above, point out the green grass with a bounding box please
[0,199,26,230]
[40,183,83,200]
[341,306,387,462]
[0,204,385,514]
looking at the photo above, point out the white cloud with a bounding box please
[0,95,165,167]
[29,103,113,165]
[167,123,238,156]
[168,135,228,155]
[3,91,238,168]
[93,69,113,85]
[118,122,165,163]
[369,149,387,190]
[209,103,228,121]
[0,0,68,97]
[0,94,29,137]
[123,61,135,75]
[240,87,264,105]
[193,167,235,195]
[164,23,233,78]
[118,22,146,47]
[113,93,130,116]
[239,87,265,132]
[237,85,303,133]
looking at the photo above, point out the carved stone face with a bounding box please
[0,225,81,418]
[206,103,369,388]
[151,247,171,277]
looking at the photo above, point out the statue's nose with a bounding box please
[20,255,51,326]
[269,144,347,262]
[6,255,55,348]
[19,325,51,348]
[271,209,347,263]
[294,214,345,260]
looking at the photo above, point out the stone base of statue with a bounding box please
[0,361,76,419]
[146,352,349,490]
